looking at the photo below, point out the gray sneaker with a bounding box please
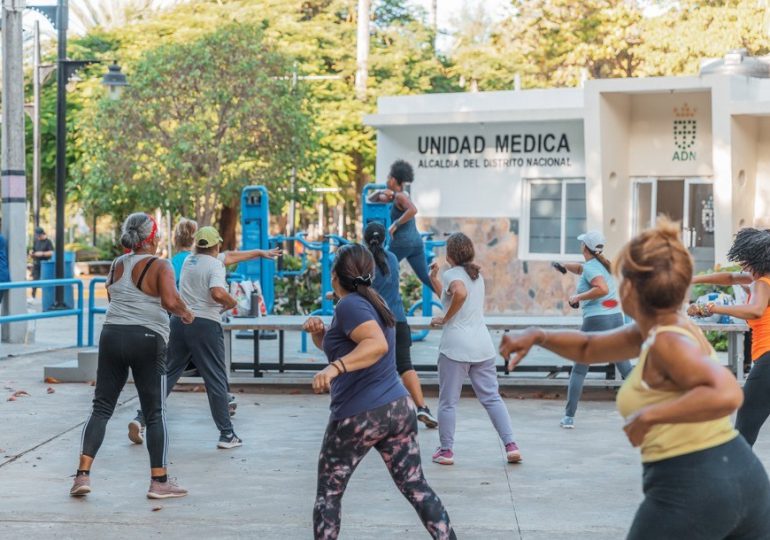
[217,432,243,449]
[147,478,188,499]
[128,418,145,445]
[70,474,91,497]
[560,416,575,429]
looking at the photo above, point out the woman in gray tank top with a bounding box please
[70,213,194,500]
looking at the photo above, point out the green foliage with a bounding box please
[72,23,317,225]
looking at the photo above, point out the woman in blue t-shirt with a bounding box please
[364,221,438,428]
[303,243,455,540]
[553,231,633,429]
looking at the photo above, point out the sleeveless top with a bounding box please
[389,196,422,248]
[747,276,770,361]
[616,325,737,463]
[104,253,171,343]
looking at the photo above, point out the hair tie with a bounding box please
[352,273,373,289]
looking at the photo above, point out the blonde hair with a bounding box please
[173,218,198,251]
[614,217,693,315]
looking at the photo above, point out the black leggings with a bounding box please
[81,325,168,469]
[314,396,455,540]
[390,243,432,289]
[735,352,770,446]
[627,436,770,539]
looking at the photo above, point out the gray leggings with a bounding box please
[565,313,632,418]
[437,354,514,449]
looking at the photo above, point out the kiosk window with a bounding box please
[526,179,586,257]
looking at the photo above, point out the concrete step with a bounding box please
[43,349,97,383]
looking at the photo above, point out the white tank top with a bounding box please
[104,253,170,343]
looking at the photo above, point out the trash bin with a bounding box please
[41,251,75,311]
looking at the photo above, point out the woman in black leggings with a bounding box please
[303,243,454,540]
[70,213,194,499]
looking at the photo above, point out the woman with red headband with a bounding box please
[70,212,195,500]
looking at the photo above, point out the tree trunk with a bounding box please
[218,200,240,251]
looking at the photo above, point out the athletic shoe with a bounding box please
[69,474,91,497]
[217,433,243,449]
[432,447,454,465]
[147,478,188,499]
[505,442,523,464]
[128,418,145,445]
[560,416,575,429]
[416,406,438,429]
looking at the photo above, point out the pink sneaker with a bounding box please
[69,473,91,497]
[432,447,454,465]
[506,442,522,464]
[147,478,188,499]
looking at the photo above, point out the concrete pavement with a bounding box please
[3,351,769,539]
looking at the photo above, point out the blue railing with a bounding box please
[0,279,84,347]
[87,278,108,347]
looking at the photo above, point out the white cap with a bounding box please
[577,231,606,254]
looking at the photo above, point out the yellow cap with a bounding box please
[194,226,223,248]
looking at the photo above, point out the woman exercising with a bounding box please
[303,243,454,540]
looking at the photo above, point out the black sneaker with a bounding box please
[217,432,243,449]
[417,406,438,428]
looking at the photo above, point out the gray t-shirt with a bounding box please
[179,254,228,323]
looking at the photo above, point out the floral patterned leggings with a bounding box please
[314,396,455,540]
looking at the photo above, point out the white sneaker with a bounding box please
[128,419,145,444]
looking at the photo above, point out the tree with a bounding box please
[72,23,316,246]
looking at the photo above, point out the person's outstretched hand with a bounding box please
[499,328,543,371]
[262,247,282,259]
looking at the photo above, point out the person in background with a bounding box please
[500,219,770,539]
[429,233,522,466]
[29,227,53,299]
[690,228,770,447]
[368,160,433,289]
[364,221,438,428]
[552,231,633,429]
[71,212,194,499]
[304,243,455,540]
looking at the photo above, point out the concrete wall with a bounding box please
[730,115,758,232]
[754,118,770,228]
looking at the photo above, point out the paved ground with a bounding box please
[2,350,770,539]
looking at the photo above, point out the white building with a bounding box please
[364,51,770,314]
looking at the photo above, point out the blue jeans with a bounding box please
[390,243,432,289]
[565,312,632,418]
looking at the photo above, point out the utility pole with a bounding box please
[32,19,42,228]
[355,0,370,100]
[1,0,28,343]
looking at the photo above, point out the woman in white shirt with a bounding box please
[429,232,521,466]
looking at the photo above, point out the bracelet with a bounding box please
[330,362,343,375]
[337,358,348,373]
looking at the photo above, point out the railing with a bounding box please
[0,279,84,347]
[87,278,108,347]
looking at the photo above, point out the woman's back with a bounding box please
[439,267,496,362]
[372,250,406,322]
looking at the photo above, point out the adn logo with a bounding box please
[673,103,697,161]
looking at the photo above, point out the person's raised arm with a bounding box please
[709,279,770,320]
[622,332,743,447]
[563,262,583,275]
[222,247,281,266]
[428,261,443,297]
[500,323,644,371]
[312,320,388,393]
[367,189,394,203]
[431,280,467,327]
[692,272,753,287]
[303,317,326,350]
[388,192,417,237]
[157,261,194,323]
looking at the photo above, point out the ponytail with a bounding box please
[446,232,481,281]
[355,284,396,328]
[363,222,389,276]
[462,262,481,281]
[592,251,612,273]
[333,243,396,328]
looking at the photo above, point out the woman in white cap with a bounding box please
[552,231,632,428]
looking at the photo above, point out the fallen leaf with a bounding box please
[12,390,30,398]
[44,376,61,384]
[88,381,96,386]
[7,396,16,401]
[47,387,55,394]
[152,506,163,512]
[192,386,205,393]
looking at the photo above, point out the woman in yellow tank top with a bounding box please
[500,219,770,540]
[690,227,770,447]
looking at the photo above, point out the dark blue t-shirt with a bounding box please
[322,293,406,420]
[372,250,406,322]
